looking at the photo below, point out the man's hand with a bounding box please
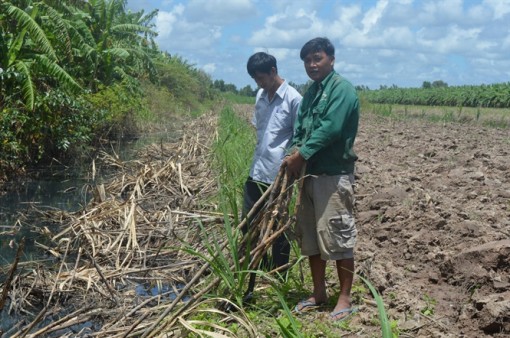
[283,150,305,179]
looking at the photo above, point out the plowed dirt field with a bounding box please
[351,112,509,337]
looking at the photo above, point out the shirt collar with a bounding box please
[261,80,288,101]
[275,80,288,100]
[316,70,336,90]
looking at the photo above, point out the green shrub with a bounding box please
[85,82,147,140]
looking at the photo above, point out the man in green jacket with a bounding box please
[284,37,359,321]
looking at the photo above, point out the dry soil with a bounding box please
[351,112,509,337]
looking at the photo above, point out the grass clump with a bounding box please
[212,105,255,216]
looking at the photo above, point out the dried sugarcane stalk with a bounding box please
[13,239,73,338]
[246,166,294,270]
[85,248,118,305]
[124,178,280,337]
[0,237,25,311]
[23,307,92,338]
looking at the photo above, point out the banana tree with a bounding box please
[0,1,81,110]
[67,0,158,91]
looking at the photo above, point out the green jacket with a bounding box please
[292,70,359,175]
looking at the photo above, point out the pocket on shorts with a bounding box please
[328,214,357,248]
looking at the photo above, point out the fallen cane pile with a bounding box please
[0,112,305,337]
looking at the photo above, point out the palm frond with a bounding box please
[139,9,158,27]
[104,47,129,59]
[67,24,95,61]
[112,23,157,36]
[5,3,57,61]
[70,18,96,47]
[13,60,35,110]
[34,54,82,93]
[39,2,73,61]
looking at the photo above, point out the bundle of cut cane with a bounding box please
[237,164,296,273]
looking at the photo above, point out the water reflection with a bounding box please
[135,282,191,302]
[0,164,93,265]
[0,131,177,265]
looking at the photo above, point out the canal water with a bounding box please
[0,131,180,335]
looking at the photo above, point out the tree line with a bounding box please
[213,79,314,97]
[222,75,510,108]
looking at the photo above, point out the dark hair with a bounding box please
[247,52,277,77]
[300,37,335,60]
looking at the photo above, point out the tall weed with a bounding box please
[358,274,392,337]
[212,105,255,215]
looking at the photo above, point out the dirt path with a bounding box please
[352,113,509,337]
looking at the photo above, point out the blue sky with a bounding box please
[126,0,510,90]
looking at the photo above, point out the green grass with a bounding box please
[137,81,217,132]
[212,105,255,215]
[357,274,393,338]
[210,104,307,336]
[220,92,256,105]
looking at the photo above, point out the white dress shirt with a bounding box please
[249,81,302,184]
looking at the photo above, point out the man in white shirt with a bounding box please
[242,52,302,302]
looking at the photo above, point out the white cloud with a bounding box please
[484,0,510,19]
[418,0,465,25]
[248,9,325,48]
[361,0,389,34]
[418,25,483,54]
[253,48,292,63]
[273,16,313,30]
[202,63,216,74]
[155,4,183,39]
[156,4,222,53]
[503,31,510,49]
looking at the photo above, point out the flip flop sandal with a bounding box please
[329,307,358,322]
[293,299,325,313]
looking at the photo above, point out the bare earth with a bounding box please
[351,112,509,337]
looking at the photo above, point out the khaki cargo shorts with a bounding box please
[295,174,357,261]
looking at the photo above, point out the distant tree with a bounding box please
[213,79,225,91]
[239,84,256,97]
[288,80,313,95]
[224,83,237,93]
[212,80,238,93]
[422,81,432,89]
[432,80,448,88]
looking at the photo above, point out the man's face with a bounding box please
[252,69,276,91]
[303,50,334,82]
